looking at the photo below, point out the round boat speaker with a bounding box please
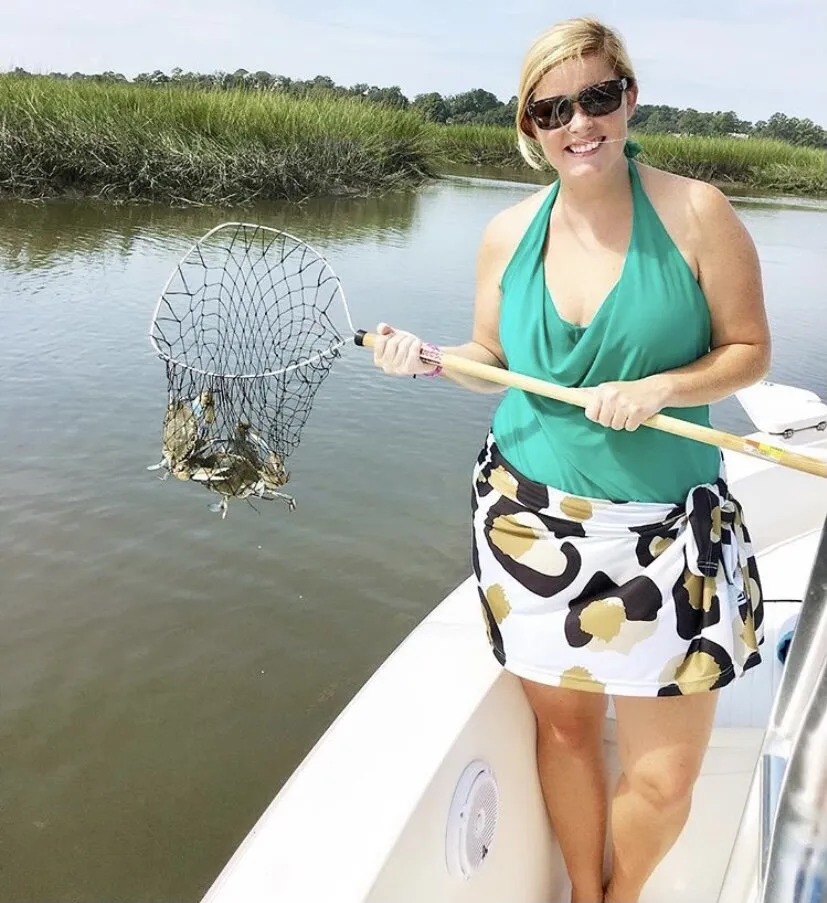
[445,760,499,879]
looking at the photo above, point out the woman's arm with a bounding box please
[647,182,771,406]
[438,215,510,394]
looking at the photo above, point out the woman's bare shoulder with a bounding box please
[637,162,731,221]
[636,163,735,274]
[480,184,550,261]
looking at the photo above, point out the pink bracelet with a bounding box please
[416,342,443,378]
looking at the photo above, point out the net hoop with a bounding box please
[148,221,357,380]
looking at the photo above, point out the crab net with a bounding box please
[148,222,355,516]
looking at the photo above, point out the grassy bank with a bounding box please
[428,124,827,195]
[0,76,433,204]
[1,76,824,202]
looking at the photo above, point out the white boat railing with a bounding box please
[719,515,827,903]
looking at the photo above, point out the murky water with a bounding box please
[0,178,825,902]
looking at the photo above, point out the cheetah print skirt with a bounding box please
[471,432,764,696]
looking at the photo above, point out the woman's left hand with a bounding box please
[583,376,671,431]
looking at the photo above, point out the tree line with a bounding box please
[5,66,825,149]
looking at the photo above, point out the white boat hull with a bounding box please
[201,414,827,903]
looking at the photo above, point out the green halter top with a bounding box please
[491,143,720,504]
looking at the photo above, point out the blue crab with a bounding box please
[189,421,296,518]
[147,392,215,480]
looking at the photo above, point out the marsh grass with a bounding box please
[635,133,826,194]
[428,124,826,195]
[0,76,433,203]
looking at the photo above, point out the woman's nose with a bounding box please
[566,103,595,133]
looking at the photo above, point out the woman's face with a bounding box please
[524,54,637,179]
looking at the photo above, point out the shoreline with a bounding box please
[435,165,827,205]
[2,170,824,208]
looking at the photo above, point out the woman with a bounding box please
[372,16,770,903]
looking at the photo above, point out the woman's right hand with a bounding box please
[372,322,439,377]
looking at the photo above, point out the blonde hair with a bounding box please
[516,17,636,170]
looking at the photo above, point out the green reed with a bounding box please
[427,124,826,195]
[0,76,433,203]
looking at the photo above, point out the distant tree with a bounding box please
[753,112,827,148]
[248,70,274,90]
[478,95,518,127]
[227,68,249,89]
[628,103,827,146]
[412,92,449,123]
[676,109,713,136]
[309,75,337,94]
[709,110,751,135]
[630,104,681,133]
[365,85,409,109]
[446,88,501,121]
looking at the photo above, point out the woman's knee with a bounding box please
[625,757,698,810]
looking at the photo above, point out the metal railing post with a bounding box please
[718,516,827,903]
[760,519,827,902]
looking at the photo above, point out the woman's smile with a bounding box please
[565,136,605,156]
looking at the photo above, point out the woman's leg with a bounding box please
[604,691,719,903]
[520,678,609,903]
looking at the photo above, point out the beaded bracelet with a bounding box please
[413,341,443,378]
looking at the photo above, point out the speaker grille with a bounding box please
[445,761,499,879]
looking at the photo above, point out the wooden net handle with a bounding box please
[354,331,827,479]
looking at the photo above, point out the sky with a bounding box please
[4,0,826,127]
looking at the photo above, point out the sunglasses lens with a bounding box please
[531,97,572,130]
[579,81,624,116]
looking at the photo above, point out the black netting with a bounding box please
[148,222,352,516]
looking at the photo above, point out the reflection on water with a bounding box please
[0,176,825,902]
[0,189,420,273]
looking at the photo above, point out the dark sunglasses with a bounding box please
[525,77,633,131]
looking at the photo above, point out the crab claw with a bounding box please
[269,491,296,511]
[208,497,229,519]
